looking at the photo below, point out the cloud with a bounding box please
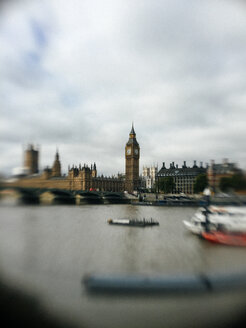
[1,0,246,176]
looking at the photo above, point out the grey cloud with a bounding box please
[1,0,246,176]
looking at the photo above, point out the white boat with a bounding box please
[183,206,246,235]
[183,219,218,235]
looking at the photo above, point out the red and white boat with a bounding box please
[201,231,246,247]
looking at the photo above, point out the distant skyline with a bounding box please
[1,0,246,176]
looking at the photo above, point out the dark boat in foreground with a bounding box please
[107,218,159,227]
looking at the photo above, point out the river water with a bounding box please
[0,200,246,327]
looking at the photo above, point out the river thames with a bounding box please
[0,200,246,327]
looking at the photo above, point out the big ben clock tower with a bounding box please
[125,124,140,193]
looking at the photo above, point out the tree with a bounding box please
[193,174,208,194]
[158,177,174,193]
[220,174,246,192]
[219,177,232,191]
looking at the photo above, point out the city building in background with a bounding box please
[142,165,158,191]
[4,128,245,195]
[156,161,206,194]
[207,159,242,192]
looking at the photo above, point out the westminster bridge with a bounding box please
[0,186,130,205]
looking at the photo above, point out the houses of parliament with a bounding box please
[11,125,140,193]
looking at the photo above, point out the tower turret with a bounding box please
[24,144,39,174]
[92,162,97,178]
[52,149,61,177]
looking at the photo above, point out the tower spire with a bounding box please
[55,147,59,160]
[130,122,136,138]
[52,148,61,177]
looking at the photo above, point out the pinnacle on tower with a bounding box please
[55,148,59,160]
[130,122,136,137]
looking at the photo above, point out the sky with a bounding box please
[1,0,246,177]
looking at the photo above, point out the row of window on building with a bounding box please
[141,159,241,194]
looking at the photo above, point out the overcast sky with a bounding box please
[1,0,246,176]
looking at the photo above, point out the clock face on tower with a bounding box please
[134,149,138,155]
[127,147,131,155]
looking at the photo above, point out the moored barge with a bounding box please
[107,218,159,227]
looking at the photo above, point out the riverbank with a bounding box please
[133,193,246,206]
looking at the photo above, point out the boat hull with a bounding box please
[201,231,246,246]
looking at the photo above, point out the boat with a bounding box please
[184,189,246,246]
[202,205,246,217]
[183,219,218,235]
[183,215,246,235]
[201,231,246,247]
[183,205,246,235]
[107,218,159,227]
[183,200,246,245]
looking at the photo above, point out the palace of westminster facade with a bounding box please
[13,125,140,193]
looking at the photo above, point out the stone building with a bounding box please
[12,152,124,192]
[156,161,206,194]
[24,144,39,174]
[8,125,139,193]
[52,150,61,177]
[207,159,241,192]
[142,165,158,190]
[67,164,124,192]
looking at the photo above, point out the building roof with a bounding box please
[157,162,206,177]
[126,124,139,146]
[211,162,240,174]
